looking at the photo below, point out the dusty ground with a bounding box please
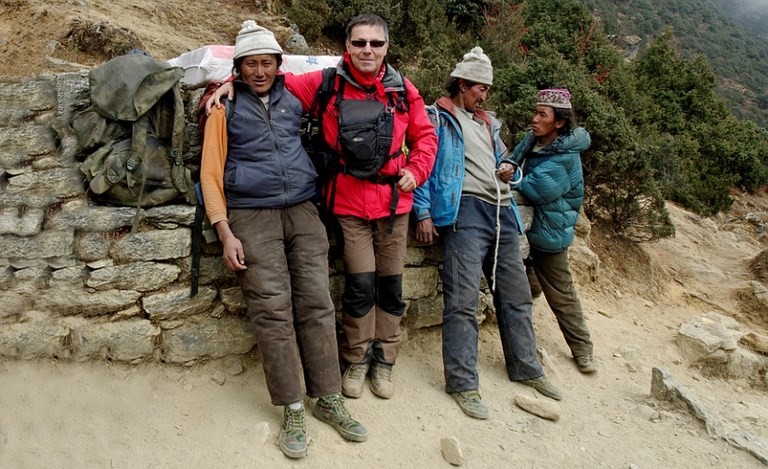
[2,194,768,468]
[1,1,768,468]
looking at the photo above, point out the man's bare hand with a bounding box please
[397,168,417,193]
[205,82,235,115]
[416,218,438,245]
[497,162,517,183]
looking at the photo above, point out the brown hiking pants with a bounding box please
[337,214,408,366]
[229,201,341,406]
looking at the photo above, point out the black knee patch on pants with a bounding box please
[343,271,376,318]
[376,274,405,316]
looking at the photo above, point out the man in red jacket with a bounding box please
[207,14,437,400]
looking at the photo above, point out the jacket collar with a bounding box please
[435,96,491,126]
[335,58,406,92]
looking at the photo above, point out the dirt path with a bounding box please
[2,1,768,467]
[2,294,766,469]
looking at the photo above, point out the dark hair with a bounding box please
[553,107,576,136]
[232,54,283,76]
[445,77,481,98]
[346,13,389,41]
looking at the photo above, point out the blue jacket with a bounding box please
[224,76,317,209]
[413,97,523,230]
[510,127,591,253]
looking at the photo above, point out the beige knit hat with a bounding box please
[450,46,493,86]
[233,20,283,60]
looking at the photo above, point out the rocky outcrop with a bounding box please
[676,312,768,385]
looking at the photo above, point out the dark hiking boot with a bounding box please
[575,354,597,374]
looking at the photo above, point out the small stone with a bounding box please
[211,370,226,385]
[635,405,660,421]
[224,359,244,376]
[514,394,561,421]
[613,352,623,358]
[689,429,698,437]
[255,421,271,445]
[440,436,464,466]
[597,309,613,318]
[672,359,682,365]
[629,465,639,469]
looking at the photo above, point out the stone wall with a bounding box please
[0,72,533,364]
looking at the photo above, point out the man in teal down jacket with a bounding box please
[510,87,596,374]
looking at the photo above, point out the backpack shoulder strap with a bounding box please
[309,67,337,118]
[392,70,409,113]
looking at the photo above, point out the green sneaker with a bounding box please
[279,406,307,459]
[313,393,368,442]
[450,390,489,420]
[520,375,563,401]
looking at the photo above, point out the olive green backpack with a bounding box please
[72,53,196,216]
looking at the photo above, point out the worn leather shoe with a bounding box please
[370,364,394,399]
[575,354,597,374]
[342,363,369,398]
[450,390,489,420]
[520,375,563,401]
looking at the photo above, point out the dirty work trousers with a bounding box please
[528,246,593,357]
[337,214,408,367]
[229,201,341,406]
[442,197,543,393]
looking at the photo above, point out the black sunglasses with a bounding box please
[349,39,387,48]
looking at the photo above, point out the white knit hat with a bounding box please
[233,20,283,60]
[450,46,493,86]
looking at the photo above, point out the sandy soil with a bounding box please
[1,1,767,467]
[2,196,768,468]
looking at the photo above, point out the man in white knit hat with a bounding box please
[200,20,367,460]
[413,47,562,420]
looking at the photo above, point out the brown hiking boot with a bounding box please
[370,364,394,399]
[278,406,307,459]
[342,363,369,398]
[575,354,597,374]
[520,375,563,401]
[313,393,368,442]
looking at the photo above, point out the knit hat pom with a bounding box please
[449,46,493,86]
[234,20,283,60]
